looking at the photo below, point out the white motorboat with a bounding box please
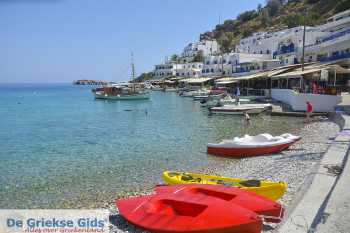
[209,103,271,115]
[200,95,250,108]
[193,93,225,101]
[207,133,301,157]
[180,89,210,97]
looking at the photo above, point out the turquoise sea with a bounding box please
[0,84,304,208]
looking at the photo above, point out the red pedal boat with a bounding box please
[207,133,300,157]
[117,193,262,233]
[155,184,284,223]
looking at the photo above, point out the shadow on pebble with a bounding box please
[263,224,275,231]
[109,214,148,233]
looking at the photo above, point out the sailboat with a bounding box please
[92,53,151,100]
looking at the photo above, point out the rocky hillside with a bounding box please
[200,0,350,52]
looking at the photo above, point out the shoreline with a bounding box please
[109,115,340,233]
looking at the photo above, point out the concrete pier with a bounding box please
[278,114,350,233]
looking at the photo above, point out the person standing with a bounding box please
[306,101,313,123]
[244,111,250,127]
[235,86,240,105]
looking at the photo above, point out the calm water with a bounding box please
[0,84,304,208]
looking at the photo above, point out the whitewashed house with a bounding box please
[305,10,350,63]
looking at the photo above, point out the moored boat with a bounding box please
[92,86,150,100]
[207,133,300,157]
[200,95,250,108]
[162,171,287,201]
[155,184,284,223]
[117,189,262,233]
[210,104,271,115]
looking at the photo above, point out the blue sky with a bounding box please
[0,0,265,83]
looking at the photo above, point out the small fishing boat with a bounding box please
[117,191,262,233]
[92,53,150,100]
[155,184,284,223]
[162,171,287,201]
[200,95,250,108]
[207,133,300,157]
[209,103,271,115]
[180,89,210,97]
[193,93,224,101]
[93,86,150,100]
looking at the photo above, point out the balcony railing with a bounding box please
[306,28,350,48]
[319,52,350,62]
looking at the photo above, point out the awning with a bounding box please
[272,68,325,78]
[215,77,238,84]
[181,77,214,84]
[169,77,187,81]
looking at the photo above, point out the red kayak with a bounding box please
[117,193,262,233]
[155,184,284,223]
[207,133,299,157]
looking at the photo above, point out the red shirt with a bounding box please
[307,102,313,113]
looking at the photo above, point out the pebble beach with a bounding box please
[108,117,340,233]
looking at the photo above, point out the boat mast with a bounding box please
[131,52,136,92]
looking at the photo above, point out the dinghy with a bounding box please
[207,133,300,157]
[209,104,271,115]
[117,191,262,233]
[162,171,287,201]
[155,184,284,223]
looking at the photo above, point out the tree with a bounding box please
[266,0,282,17]
[193,51,204,62]
[135,72,153,82]
[257,4,262,12]
[237,10,258,22]
[171,54,179,62]
[261,8,271,27]
[283,13,304,28]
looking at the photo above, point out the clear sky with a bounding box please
[0,0,265,83]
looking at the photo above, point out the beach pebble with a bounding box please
[108,119,339,233]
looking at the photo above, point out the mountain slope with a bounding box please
[200,0,350,52]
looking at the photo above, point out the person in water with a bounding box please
[244,111,250,127]
[306,101,313,123]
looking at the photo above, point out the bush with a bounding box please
[266,0,282,17]
[237,10,258,22]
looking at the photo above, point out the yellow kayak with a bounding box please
[162,171,287,201]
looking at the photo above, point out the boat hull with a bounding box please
[207,142,293,157]
[162,171,287,201]
[210,107,266,115]
[117,191,262,233]
[155,184,284,223]
[94,93,150,100]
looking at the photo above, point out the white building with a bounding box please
[305,9,350,63]
[236,26,325,66]
[201,53,277,77]
[175,62,203,78]
[152,62,204,79]
[236,10,350,66]
[182,39,220,57]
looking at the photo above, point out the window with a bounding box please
[214,60,217,64]
[206,61,210,65]
[210,68,214,73]
[176,73,179,76]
